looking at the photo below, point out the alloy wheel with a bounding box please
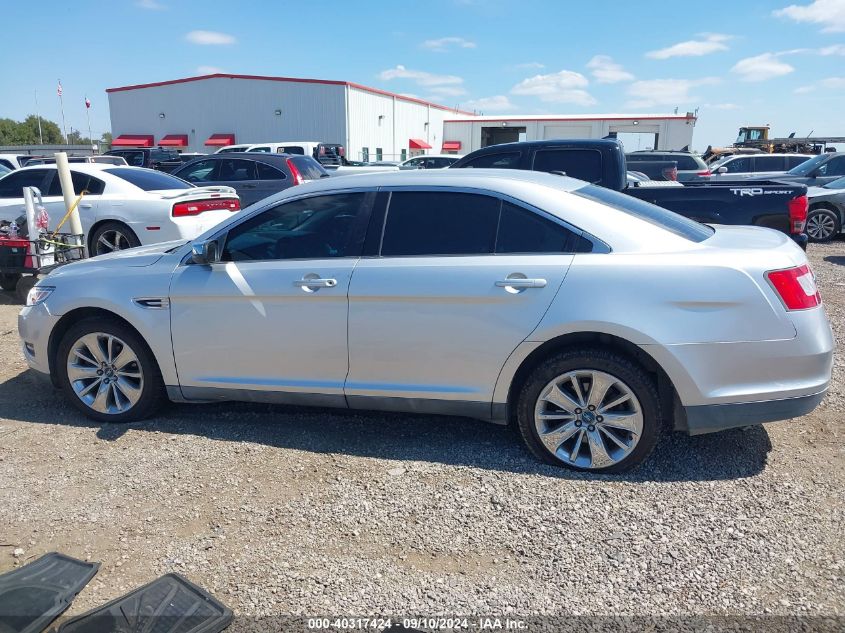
[806,213,836,241]
[66,332,144,414]
[95,230,132,255]
[534,369,643,470]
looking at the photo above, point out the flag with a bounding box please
[85,97,91,109]
[57,81,63,97]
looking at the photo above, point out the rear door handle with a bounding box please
[495,278,547,289]
[294,278,337,289]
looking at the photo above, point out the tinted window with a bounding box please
[496,202,576,253]
[115,151,144,167]
[463,152,521,169]
[381,192,499,256]
[0,159,14,170]
[823,176,845,190]
[820,156,845,177]
[47,171,106,196]
[223,193,367,261]
[429,157,455,168]
[788,153,827,175]
[216,159,257,181]
[281,146,305,155]
[249,147,271,153]
[786,155,811,169]
[672,155,701,170]
[533,149,602,183]
[104,168,192,191]
[574,185,713,242]
[290,156,327,180]
[176,160,216,183]
[754,156,785,171]
[0,169,49,198]
[150,149,178,162]
[256,162,286,180]
[724,157,751,173]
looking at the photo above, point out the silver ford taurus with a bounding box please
[18,169,834,472]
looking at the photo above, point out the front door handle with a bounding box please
[495,278,547,289]
[80,203,93,209]
[294,277,337,289]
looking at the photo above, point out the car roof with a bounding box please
[404,154,463,160]
[724,153,816,158]
[12,163,147,175]
[182,152,296,163]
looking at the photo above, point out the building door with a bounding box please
[481,126,526,147]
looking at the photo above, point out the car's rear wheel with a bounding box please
[806,207,840,243]
[516,348,661,473]
[90,222,140,256]
[0,273,20,292]
[57,317,164,423]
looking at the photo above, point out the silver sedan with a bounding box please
[18,169,834,472]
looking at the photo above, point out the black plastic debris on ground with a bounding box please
[0,552,99,633]
[56,573,232,633]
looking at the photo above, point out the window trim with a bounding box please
[255,161,288,181]
[371,185,607,259]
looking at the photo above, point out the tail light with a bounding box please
[766,264,821,310]
[697,169,712,176]
[788,195,808,234]
[287,158,304,185]
[172,198,240,217]
[662,165,678,181]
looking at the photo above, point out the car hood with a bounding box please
[46,240,187,279]
[807,186,842,199]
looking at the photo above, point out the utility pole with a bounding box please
[34,90,44,144]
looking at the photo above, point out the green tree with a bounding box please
[0,115,64,144]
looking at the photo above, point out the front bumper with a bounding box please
[18,301,59,378]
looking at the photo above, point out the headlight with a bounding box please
[26,285,54,306]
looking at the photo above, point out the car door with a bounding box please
[169,191,373,403]
[213,158,261,206]
[0,169,53,224]
[345,190,575,415]
[254,161,290,203]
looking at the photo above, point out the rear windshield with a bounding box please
[104,168,193,191]
[574,184,714,242]
[290,156,328,180]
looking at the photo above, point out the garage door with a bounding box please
[543,125,592,139]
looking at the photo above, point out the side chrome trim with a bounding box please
[133,297,170,310]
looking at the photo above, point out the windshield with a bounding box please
[787,153,826,176]
[823,176,845,190]
[104,168,193,191]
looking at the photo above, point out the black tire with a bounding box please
[515,348,661,473]
[806,207,841,243]
[89,221,141,256]
[15,275,37,304]
[56,317,165,423]
[0,273,20,292]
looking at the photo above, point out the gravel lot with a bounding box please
[0,242,843,628]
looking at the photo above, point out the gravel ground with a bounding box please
[0,242,843,629]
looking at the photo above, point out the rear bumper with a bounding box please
[682,389,827,435]
[791,232,809,250]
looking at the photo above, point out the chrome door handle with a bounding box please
[294,278,337,288]
[80,203,93,208]
[495,278,547,288]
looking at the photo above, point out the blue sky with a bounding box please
[1,0,844,149]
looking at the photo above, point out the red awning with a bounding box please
[205,133,236,147]
[442,141,461,151]
[158,134,188,147]
[112,134,154,147]
[409,138,432,150]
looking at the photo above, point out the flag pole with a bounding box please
[34,89,44,145]
[85,96,93,151]
[58,79,67,144]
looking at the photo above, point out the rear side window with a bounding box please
[104,168,192,191]
[532,149,603,183]
[496,202,575,253]
[574,185,713,242]
[753,156,785,171]
[289,156,328,180]
[786,155,811,169]
[47,171,106,196]
[381,192,499,256]
[280,146,305,155]
[217,159,258,181]
[462,152,521,169]
[256,162,286,180]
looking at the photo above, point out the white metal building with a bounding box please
[441,113,697,154]
[106,73,473,161]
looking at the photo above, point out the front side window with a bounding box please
[533,149,603,183]
[819,156,845,177]
[725,157,751,173]
[0,169,50,198]
[177,160,217,183]
[223,193,369,261]
[462,152,521,169]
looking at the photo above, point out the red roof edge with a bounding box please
[106,73,475,116]
[444,115,698,123]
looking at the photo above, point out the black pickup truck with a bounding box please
[451,139,809,247]
[104,147,184,173]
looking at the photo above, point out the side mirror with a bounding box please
[191,240,220,265]
[717,166,728,174]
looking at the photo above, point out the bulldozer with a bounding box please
[703,126,845,163]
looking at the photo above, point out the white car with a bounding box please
[0,164,240,256]
[0,153,38,170]
[213,144,252,154]
[399,154,464,170]
[709,153,814,178]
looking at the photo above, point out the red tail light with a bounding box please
[788,195,808,234]
[287,158,304,185]
[697,169,712,176]
[766,264,821,310]
[662,165,678,181]
[172,198,240,217]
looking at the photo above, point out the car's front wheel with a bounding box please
[806,207,841,243]
[57,317,164,423]
[516,348,661,473]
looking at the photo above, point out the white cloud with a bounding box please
[586,55,634,83]
[185,30,236,45]
[819,43,845,54]
[421,36,476,52]
[774,0,845,32]
[462,95,518,113]
[510,62,545,70]
[626,78,720,107]
[378,65,463,86]
[428,85,468,96]
[510,70,596,105]
[646,33,732,59]
[136,0,165,8]
[795,76,845,92]
[731,53,795,81]
[197,65,224,74]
